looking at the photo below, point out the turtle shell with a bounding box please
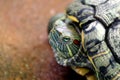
[107,21,120,63]
[66,0,120,63]
[95,0,120,26]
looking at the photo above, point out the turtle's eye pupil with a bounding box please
[62,37,71,42]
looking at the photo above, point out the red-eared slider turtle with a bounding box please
[48,13,97,80]
[65,0,120,80]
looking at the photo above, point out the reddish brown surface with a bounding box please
[0,0,85,80]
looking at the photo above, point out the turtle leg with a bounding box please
[72,67,97,80]
[85,74,97,80]
[72,67,90,76]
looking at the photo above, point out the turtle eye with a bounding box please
[62,37,71,42]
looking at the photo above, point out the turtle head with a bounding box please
[48,14,91,67]
[48,14,82,59]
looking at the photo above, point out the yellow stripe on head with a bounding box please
[66,45,73,57]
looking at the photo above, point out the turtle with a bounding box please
[48,0,120,80]
[48,13,97,80]
[65,0,120,80]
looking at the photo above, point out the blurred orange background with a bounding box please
[0,0,86,80]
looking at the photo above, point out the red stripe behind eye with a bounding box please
[73,39,80,45]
